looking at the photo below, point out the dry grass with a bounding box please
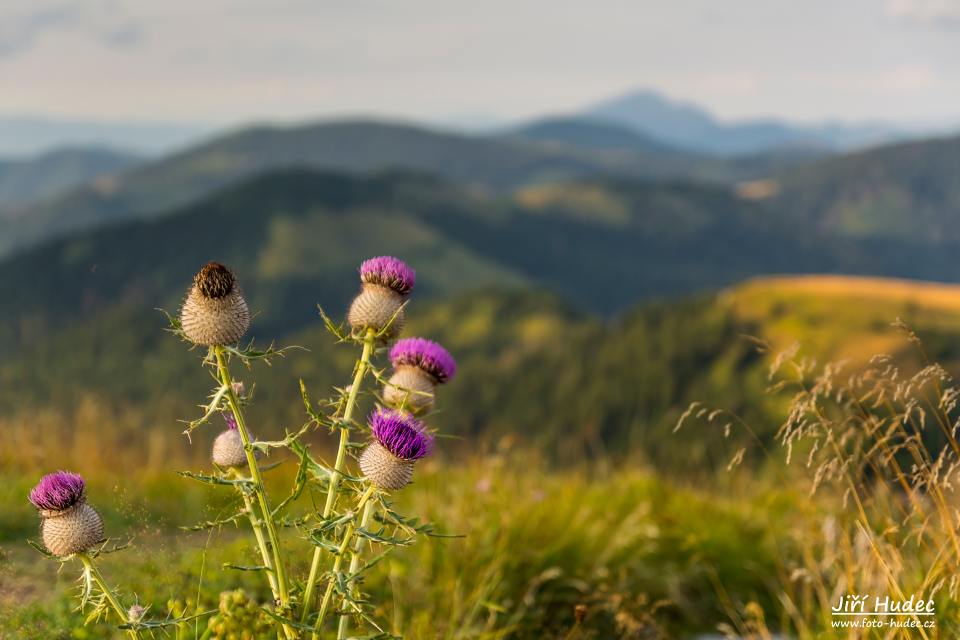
[682,325,960,638]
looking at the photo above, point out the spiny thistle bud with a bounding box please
[180,262,250,346]
[347,256,415,337]
[211,412,253,468]
[29,471,104,557]
[128,604,148,623]
[359,409,433,490]
[383,338,457,414]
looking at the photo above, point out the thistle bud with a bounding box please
[347,256,415,337]
[359,409,433,490]
[29,472,104,556]
[128,604,148,623]
[180,262,250,346]
[383,338,456,413]
[211,412,253,468]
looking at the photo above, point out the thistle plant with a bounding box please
[28,472,144,639]
[30,256,457,639]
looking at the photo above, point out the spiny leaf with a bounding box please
[355,528,415,547]
[223,563,273,573]
[120,609,217,630]
[301,379,326,425]
[251,421,312,454]
[221,340,304,368]
[318,304,350,342]
[180,381,230,437]
[87,539,133,557]
[179,511,245,531]
[271,439,311,517]
[26,539,56,559]
[178,470,254,489]
[259,607,318,632]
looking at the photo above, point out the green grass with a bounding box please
[1,454,799,639]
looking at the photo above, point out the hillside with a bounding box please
[770,134,960,243]
[0,119,804,258]
[727,275,960,363]
[0,147,139,213]
[507,116,677,153]
[5,273,960,475]
[5,167,939,359]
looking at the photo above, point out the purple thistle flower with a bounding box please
[221,411,238,431]
[29,471,86,512]
[369,408,433,460]
[390,337,457,383]
[359,256,416,296]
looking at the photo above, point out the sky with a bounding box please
[1,0,959,128]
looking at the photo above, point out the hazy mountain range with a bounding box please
[580,89,915,155]
[1,95,959,456]
[4,155,960,355]
[0,147,139,213]
[0,118,815,258]
[4,87,945,159]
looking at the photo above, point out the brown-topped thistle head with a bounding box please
[180,261,250,346]
[194,262,236,299]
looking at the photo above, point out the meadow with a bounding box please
[5,275,960,638]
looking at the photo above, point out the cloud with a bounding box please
[0,1,142,58]
[885,0,960,27]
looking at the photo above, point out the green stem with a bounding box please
[337,497,376,639]
[312,486,377,639]
[229,468,280,597]
[78,553,141,640]
[302,329,377,620]
[214,347,297,640]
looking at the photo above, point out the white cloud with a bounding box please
[0,1,142,57]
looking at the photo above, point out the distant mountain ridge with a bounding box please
[583,88,908,155]
[3,108,956,267]
[0,118,790,259]
[0,147,139,214]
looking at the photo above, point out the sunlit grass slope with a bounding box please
[727,274,960,365]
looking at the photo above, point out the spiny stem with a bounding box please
[337,496,377,639]
[312,486,378,638]
[78,553,141,640]
[302,329,377,620]
[214,346,297,640]
[228,468,280,597]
